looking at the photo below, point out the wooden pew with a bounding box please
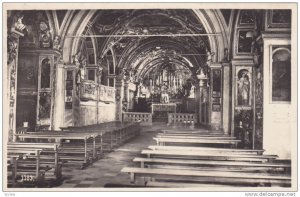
[7,143,62,187]
[153,137,241,148]
[15,122,141,168]
[141,149,278,162]
[161,129,224,135]
[14,133,94,168]
[146,181,237,188]
[133,157,291,173]
[156,134,237,140]
[148,145,265,155]
[59,122,140,153]
[121,167,291,187]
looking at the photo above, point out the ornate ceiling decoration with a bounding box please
[84,9,211,76]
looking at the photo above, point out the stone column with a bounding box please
[123,78,130,112]
[222,62,230,134]
[115,79,124,121]
[53,62,65,130]
[7,29,24,142]
[197,73,209,126]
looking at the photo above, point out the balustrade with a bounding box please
[123,112,152,126]
[79,80,115,103]
[168,113,197,127]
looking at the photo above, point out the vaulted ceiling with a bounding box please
[87,9,211,77]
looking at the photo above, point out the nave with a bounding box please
[4,5,296,191]
[7,122,291,189]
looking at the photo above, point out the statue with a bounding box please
[237,70,250,105]
[39,21,52,48]
[53,35,61,50]
[188,84,195,98]
[206,48,215,67]
[97,65,103,84]
[222,48,229,62]
[196,67,207,79]
[13,15,27,32]
[160,85,169,103]
[74,54,80,67]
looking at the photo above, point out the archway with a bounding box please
[60,9,229,127]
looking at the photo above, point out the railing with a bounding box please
[123,112,152,126]
[99,85,115,103]
[167,113,197,127]
[80,80,97,101]
[80,80,115,103]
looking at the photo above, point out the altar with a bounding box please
[151,103,177,113]
[151,103,177,122]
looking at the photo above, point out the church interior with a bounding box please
[4,6,297,190]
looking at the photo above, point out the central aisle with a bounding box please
[57,125,164,188]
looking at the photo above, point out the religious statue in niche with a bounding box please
[39,20,52,48]
[237,68,251,106]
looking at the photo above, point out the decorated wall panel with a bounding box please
[234,109,253,149]
[232,63,254,148]
[265,9,291,31]
[254,44,264,150]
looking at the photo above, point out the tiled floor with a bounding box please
[56,124,165,188]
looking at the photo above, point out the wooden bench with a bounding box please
[14,133,94,168]
[156,134,237,140]
[161,129,224,134]
[15,122,141,168]
[153,137,241,148]
[146,181,236,188]
[60,122,140,150]
[133,157,291,173]
[7,143,62,187]
[121,167,291,187]
[148,145,265,155]
[141,149,278,162]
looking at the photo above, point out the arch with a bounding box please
[192,9,229,62]
[62,10,97,63]
[61,9,229,64]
